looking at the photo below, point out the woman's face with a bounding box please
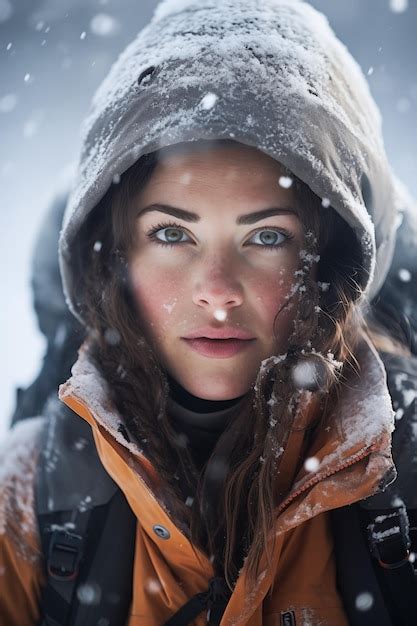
[129,142,307,400]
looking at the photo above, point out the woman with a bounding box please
[0,0,407,624]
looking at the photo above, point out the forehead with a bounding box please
[156,140,285,176]
[138,141,294,209]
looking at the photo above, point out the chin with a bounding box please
[183,376,250,401]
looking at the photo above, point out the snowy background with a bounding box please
[0,0,416,440]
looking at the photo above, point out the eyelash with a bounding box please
[145,221,295,251]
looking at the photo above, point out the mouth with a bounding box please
[182,337,256,359]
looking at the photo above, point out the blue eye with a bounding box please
[147,222,191,246]
[156,227,189,244]
[248,229,290,248]
[146,222,293,250]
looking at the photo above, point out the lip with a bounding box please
[184,326,255,340]
[182,337,256,359]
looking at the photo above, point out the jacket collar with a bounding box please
[60,334,394,501]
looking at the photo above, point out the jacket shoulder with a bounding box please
[363,351,417,510]
[0,416,46,625]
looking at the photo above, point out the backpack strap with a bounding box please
[331,504,394,626]
[360,505,417,626]
[35,400,136,625]
[37,489,136,626]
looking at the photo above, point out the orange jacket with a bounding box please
[0,336,395,626]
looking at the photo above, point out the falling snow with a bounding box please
[145,578,162,594]
[77,582,101,605]
[398,268,411,282]
[278,175,293,189]
[104,327,121,345]
[214,308,227,322]
[199,92,218,110]
[0,0,12,23]
[304,456,320,473]
[397,97,411,113]
[355,591,374,611]
[317,281,330,292]
[0,93,17,113]
[90,13,120,37]
[389,0,408,13]
[291,359,322,391]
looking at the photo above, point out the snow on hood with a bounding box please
[60,0,398,322]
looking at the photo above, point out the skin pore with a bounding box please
[128,141,306,401]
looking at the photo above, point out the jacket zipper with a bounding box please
[276,443,378,516]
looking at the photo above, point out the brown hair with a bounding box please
[76,142,368,590]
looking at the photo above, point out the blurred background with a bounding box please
[0,0,416,438]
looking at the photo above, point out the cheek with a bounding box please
[129,260,184,338]
[249,266,299,338]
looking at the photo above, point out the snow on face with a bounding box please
[214,308,227,322]
[128,142,307,400]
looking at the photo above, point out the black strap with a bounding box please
[164,576,231,626]
[331,504,394,626]
[38,489,135,626]
[363,506,417,626]
[38,509,90,626]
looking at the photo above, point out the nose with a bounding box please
[192,257,244,312]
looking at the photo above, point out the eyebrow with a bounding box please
[138,203,299,225]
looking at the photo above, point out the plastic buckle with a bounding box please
[368,508,411,570]
[47,529,83,581]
